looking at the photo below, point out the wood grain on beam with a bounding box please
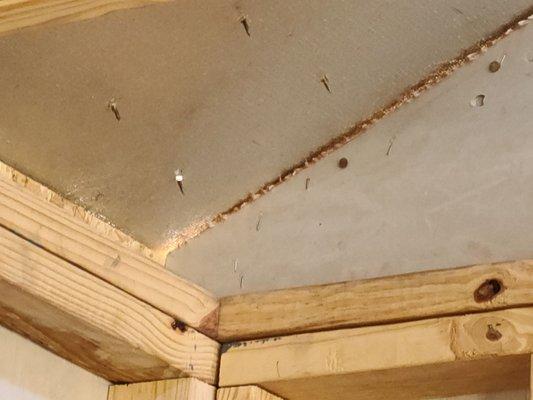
[0,161,163,262]
[0,226,219,384]
[219,308,533,400]
[108,378,216,400]
[217,386,284,400]
[0,0,168,36]
[218,261,533,341]
[0,166,219,336]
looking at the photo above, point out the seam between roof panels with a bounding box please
[163,8,533,253]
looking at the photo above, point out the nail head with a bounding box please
[488,61,501,73]
[338,157,349,169]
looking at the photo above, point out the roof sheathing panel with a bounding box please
[0,1,531,250]
[168,20,533,296]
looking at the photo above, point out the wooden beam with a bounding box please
[108,378,216,400]
[0,225,219,384]
[0,161,164,262]
[0,163,219,336]
[218,260,533,341]
[530,354,532,399]
[0,0,169,36]
[217,386,283,400]
[219,308,533,400]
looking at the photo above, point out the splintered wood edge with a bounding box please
[108,378,216,400]
[0,226,220,384]
[0,0,170,37]
[0,162,220,334]
[219,307,533,392]
[218,260,533,341]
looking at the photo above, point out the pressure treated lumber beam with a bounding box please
[108,378,216,400]
[0,0,169,36]
[0,225,219,384]
[220,307,533,400]
[218,260,533,341]
[217,386,284,400]
[0,164,219,336]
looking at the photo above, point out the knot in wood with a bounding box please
[474,279,503,303]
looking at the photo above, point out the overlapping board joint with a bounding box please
[104,259,533,399]
[0,162,220,385]
[215,261,533,400]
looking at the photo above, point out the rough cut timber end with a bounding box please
[0,161,220,335]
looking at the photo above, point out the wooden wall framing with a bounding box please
[218,260,533,341]
[1,163,533,398]
[217,386,284,400]
[0,225,219,383]
[108,378,216,400]
[216,258,533,399]
[219,308,533,399]
[0,162,219,335]
[0,164,220,384]
[0,4,532,398]
[107,380,285,400]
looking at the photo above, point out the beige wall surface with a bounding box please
[0,325,109,400]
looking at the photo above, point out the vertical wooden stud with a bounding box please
[108,378,216,400]
[217,386,284,400]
